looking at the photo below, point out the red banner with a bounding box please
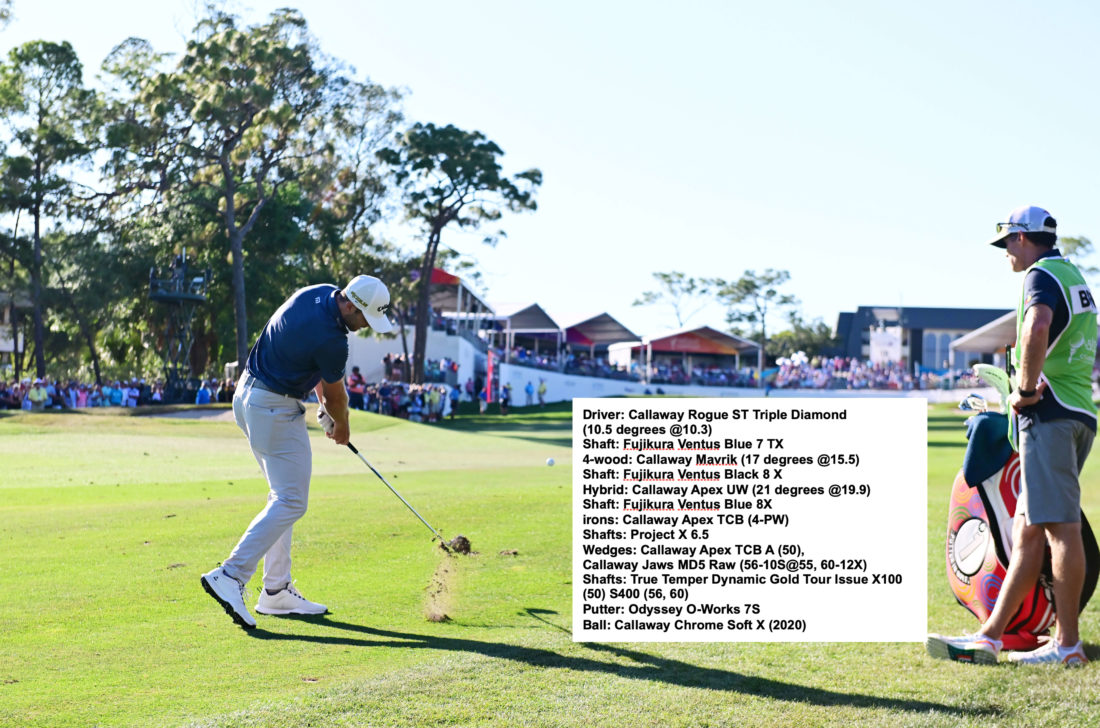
[486,350,494,403]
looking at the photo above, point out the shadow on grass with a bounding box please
[434,407,574,447]
[438,404,572,430]
[249,611,998,720]
[492,434,574,448]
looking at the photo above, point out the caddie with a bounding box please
[928,205,1096,666]
[201,275,394,629]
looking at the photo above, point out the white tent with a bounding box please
[950,311,1016,354]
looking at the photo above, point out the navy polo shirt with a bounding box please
[245,284,349,399]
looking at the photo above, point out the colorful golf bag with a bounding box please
[946,411,1100,651]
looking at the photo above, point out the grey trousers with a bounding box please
[222,375,311,589]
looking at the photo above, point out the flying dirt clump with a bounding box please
[447,535,471,554]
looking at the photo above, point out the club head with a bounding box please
[959,394,988,412]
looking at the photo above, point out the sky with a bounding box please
[4,0,1100,339]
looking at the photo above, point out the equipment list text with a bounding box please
[572,398,927,642]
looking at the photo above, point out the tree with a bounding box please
[301,78,402,282]
[105,8,341,366]
[0,40,94,376]
[710,269,799,382]
[767,312,838,360]
[44,230,112,384]
[1059,236,1098,277]
[377,122,541,384]
[632,271,711,328]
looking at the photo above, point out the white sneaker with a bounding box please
[925,632,1001,665]
[1006,639,1088,667]
[201,567,256,629]
[256,582,328,615]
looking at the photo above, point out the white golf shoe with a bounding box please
[200,567,256,629]
[925,632,1001,665]
[256,582,328,615]
[1006,639,1088,667]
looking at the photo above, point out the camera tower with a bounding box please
[149,248,211,402]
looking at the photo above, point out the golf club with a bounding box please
[958,393,988,412]
[346,442,453,553]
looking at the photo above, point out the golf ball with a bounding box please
[546,458,555,466]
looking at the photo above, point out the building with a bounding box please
[347,268,494,385]
[609,326,759,384]
[834,306,1012,372]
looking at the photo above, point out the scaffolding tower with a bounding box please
[149,249,211,403]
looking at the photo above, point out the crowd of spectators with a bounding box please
[193,379,236,404]
[648,362,756,387]
[380,353,460,384]
[511,347,559,371]
[487,345,986,392]
[563,353,633,380]
[0,347,999,418]
[351,380,462,422]
[490,347,990,392]
[0,375,241,410]
[0,369,474,430]
[767,353,982,391]
[0,376,166,409]
[490,347,623,379]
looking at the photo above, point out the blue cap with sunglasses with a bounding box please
[988,205,1057,248]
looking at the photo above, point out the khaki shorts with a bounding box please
[1018,417,1094,525]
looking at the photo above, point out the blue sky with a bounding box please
[4,1,1099,337]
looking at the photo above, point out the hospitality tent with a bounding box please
[610,326,760,379]
[489,303,562,362]
[563,313,639,356]
[427,268,494,338]
[949,311,1015,354]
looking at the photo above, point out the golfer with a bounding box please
[928,206,1096,666]
[201,275,394,629]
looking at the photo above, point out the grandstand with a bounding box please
[346,270,1048,403]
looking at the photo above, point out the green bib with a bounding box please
[1013,256,1098,417]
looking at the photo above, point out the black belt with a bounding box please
[244,372,302,400]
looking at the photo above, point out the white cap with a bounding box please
[344,275,394,333]
[988,205,1057,248]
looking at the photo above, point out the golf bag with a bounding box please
[946,410,1100,651]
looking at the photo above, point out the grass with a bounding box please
[1,401,1099,727]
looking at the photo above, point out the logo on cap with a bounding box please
[349,290,370,310]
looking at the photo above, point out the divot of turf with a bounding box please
[424,537,476,622]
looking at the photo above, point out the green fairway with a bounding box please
[2,402,1099,727]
